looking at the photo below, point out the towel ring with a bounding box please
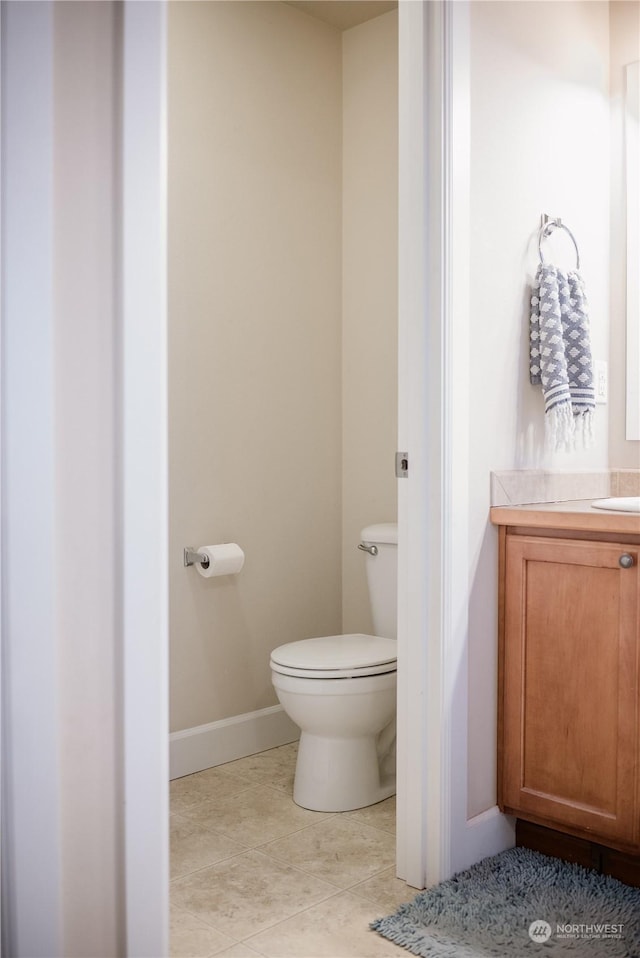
[538,220,580,271]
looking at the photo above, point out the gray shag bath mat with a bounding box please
[371,847,640,957]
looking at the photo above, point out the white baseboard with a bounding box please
[169,705,300,780]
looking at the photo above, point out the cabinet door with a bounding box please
[501,536,640,846]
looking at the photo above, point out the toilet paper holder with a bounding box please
[184,548,210,569]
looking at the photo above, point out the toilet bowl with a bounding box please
[270,523,398,812]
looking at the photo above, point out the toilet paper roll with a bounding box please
[196,543,245,578]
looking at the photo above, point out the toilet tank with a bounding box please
[360,523,398,640]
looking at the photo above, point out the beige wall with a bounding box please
[341,11,398,634]
[467,1,611,817]
[609,0,640,466]
[169,2,398,733]
[168,2,343,732]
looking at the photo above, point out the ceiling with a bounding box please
[284,1,397,32]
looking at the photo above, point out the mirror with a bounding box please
[626,60,640,439]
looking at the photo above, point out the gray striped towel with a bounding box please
[530,263,595,449]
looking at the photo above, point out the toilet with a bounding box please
[270,523,397,812]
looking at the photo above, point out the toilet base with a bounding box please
[293,731,396,812]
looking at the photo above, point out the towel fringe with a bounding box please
[545,406,595,452]
[577,408,595,449]
[546,403,575,451]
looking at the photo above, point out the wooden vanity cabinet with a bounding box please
[497,526,640,853]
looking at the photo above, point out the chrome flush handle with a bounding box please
[358,543,378,556]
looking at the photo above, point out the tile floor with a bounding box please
[170,742,413,957]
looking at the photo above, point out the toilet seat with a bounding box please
[270,633,397,679]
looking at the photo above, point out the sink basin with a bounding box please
[591,497,640,513]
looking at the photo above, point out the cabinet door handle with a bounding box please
[619,553,635,569]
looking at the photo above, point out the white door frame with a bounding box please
[397,0,464,889]
[1,5,62,953]
[396,0,512,889]
[120,3,170,955]
[396,0,434,888]
[120,0,475,913]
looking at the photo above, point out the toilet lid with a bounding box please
[270,634,397,679]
